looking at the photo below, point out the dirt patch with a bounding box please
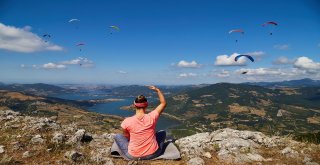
[307,116,320,124]
[279,88,301,95]
[250,109,266,117]
[258,99,272,106]
[228,103,250,113]
[229,103,266,116]
[172,94,189,101]
[204,114,218,120]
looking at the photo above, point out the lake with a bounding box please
[50,91,181,131]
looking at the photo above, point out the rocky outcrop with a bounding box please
[1,108,319,165]
[176,128,320,164]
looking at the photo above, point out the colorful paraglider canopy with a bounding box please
[229,29,244,34]
[69,19,80,23]
[43,34,51,38]
[109,25,120,31]
[234,55,254,62]
[76,43,85,46]
[262,21,278,26]
[42,34,51,42]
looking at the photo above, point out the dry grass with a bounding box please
[204,114,218,120]
[4,92,43,101]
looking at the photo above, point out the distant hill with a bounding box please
[165,83,320,137]
[0,83,68,95]
[110,85,197,97]
[245,78,320,87]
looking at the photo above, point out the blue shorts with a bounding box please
[114,130,166,160]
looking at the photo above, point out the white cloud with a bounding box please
[274,44,290,50]
[236,68,284,76]
[293,56,320,71]
[22,57,94,70]
[273,56,293,65]
[214,53,248,66]
[217,70,230,78]
[175,60,201,68]
[22,26,32,31]
[246,51,265,57]
[0,23,63,53]
[118,70,127,74]
[178,73,197,78]
[61,57,95,68]
[235,66,320,82]
[42,63,66,69]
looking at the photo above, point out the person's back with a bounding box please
[121,110,159,157]
[114,85,167,160]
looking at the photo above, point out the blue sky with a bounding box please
[1,0,320,85]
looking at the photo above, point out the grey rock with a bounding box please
[67,129,93,144]
[64,150,84,162]
[0,145,4,154]
[306,162,319,165]
[281,147,299,157]
[90,148,111,164]
[22,151,32,158]
[203,152,212,159]
[187,157,205,165]
[11,141,24,150]
[246,153,265,162]
[102,133,115,142]
[52,132,65,144]
[31,134,44,144]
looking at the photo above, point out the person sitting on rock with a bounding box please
[114,85,167,160]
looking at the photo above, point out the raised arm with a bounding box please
[147,86,166,114]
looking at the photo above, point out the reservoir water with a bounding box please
[50,92,181,131]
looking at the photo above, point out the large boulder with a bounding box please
[67,129,93,145]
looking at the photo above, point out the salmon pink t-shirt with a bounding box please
[121,110,160,157]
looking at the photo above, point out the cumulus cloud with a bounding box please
[293,56,320,73]
[235,66,320,82]
[118,70,127,74]
[217,70,230,78]
[236,68,284,76]
[274,44,290,50]
[246,51,265,57]
[0,23,63,53]
[42,63,67,69]
[273,56,293,65]
[174,60,201,68]
[177,73,197,78]
[61,57,95,68]
[22,57,94,70]
[214,53,248,66]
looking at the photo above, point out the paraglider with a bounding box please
[229,29,244,42]
[262,21,278,35]
[109,25,120,34]
[68,19,80,23]
[69,19,80,29]
[234,54,254,62]
[76,43,85,51]
[42,34,51,42]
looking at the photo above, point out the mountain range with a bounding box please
[244,78,320,88]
